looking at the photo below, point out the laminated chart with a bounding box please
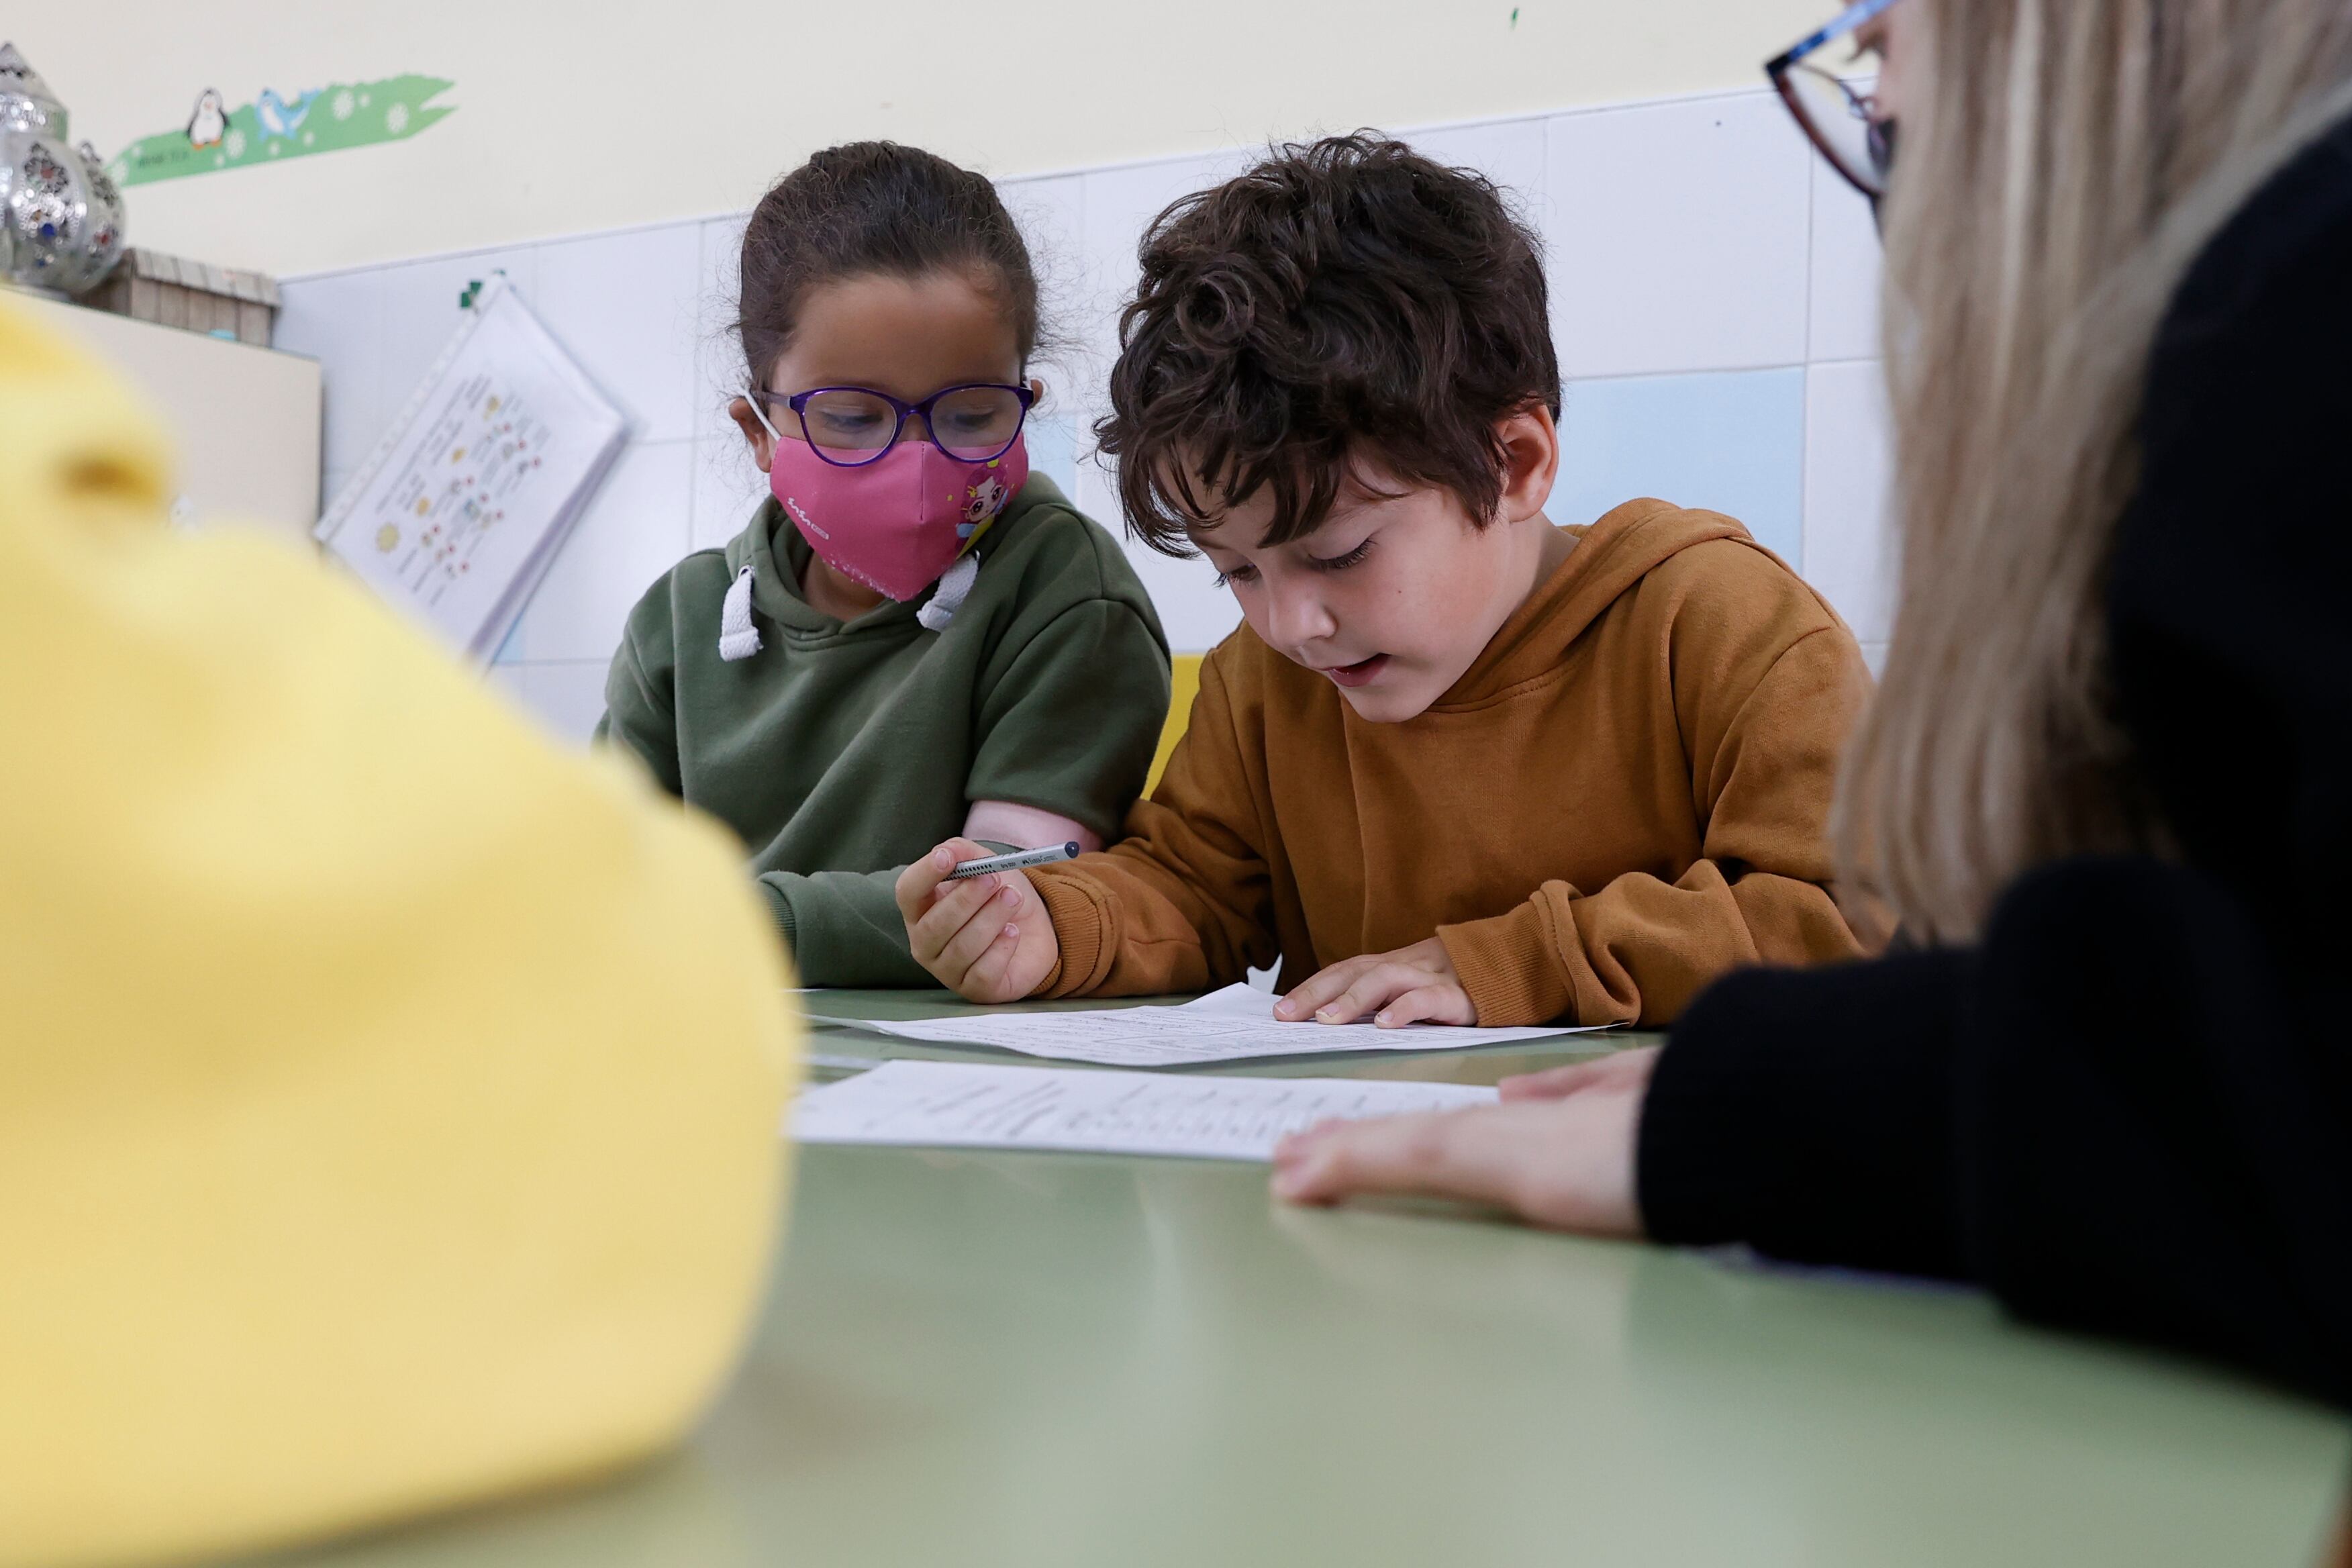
[366,380,546,607]
[316,275,624,660]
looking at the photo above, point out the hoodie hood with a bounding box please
[1432,498,1754,710]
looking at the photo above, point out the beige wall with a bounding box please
[23,0,1822,277]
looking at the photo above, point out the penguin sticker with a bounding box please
[186,89,227,148]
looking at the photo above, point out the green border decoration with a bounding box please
[110,75,454,187]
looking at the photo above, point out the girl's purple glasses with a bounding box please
[740,381,1034,467]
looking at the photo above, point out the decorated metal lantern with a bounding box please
[0,42,65,135]
[0,44,128,295]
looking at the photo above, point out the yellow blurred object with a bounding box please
[1146,653,1204,795]
[0,298,803,1568]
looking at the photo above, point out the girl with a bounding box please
[1272,0,2352,1410]
[599,143,1172,985]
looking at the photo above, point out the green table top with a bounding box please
[264,990,2350,1568]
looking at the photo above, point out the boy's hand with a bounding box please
[1273,936,1475,1027]
[894,838,1061,1002]
[1269,1047,1658,1236]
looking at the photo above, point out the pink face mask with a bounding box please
[766,434,1029,603]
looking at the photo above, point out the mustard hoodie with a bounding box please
[0,301,801,1565]
[1032,500,1871,1024]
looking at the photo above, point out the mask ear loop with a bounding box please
[740,386,787,444]
[716,387,784,663]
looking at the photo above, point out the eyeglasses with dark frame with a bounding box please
[740,381,1036,467]
[1767,0,1900,200]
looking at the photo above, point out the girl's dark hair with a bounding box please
[1098,134,1560,555]
[735,142,1040,385]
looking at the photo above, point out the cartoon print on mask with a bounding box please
[964,475,1010,526]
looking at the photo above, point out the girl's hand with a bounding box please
[1272,936,1474,1027]
[895,838,1060,1002]
[1268,1047,1659,1236]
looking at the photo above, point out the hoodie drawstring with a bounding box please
[721,548,977,659]
[917,553,980,633]
[718,563,763,662]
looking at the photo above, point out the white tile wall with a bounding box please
[483,659,529,712]
[1067,151,1265,652]
[270,265,384,487]
[535,223,702,443]
[690,434,767,555]
[998,173,1091,499]
[1023,411,1083,499]
[1546,93,1813,378]
[1079,152,1254,303]
[507,439,693,663]
[693,215,749,445]
[999,173,1089,391]
[1802,358,1895,643]
[485,661,609,746]
[278,85,1898,744]
[1106,510,1246,654]
[1069,438,1244,653]
[518,662,615,745]
[1807,151,1883,364]
[1555,369,1806,561]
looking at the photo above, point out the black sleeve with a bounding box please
[1956,857,2352,1406]
[1636,948,1972,1279]
[1642,856,2352,1406]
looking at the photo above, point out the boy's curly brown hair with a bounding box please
[1097,133,1560,556]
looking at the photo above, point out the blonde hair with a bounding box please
[1839,0,2352,942]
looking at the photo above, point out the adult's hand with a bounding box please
[1269,1047,1660,1236]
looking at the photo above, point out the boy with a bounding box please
[897,135,1869,1028]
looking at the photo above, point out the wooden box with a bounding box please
[83,248,279,347]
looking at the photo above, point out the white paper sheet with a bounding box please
[808,982,1608,1068]
[791,1059,1498,1161]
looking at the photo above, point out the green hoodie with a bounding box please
[598,475,1171,985]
